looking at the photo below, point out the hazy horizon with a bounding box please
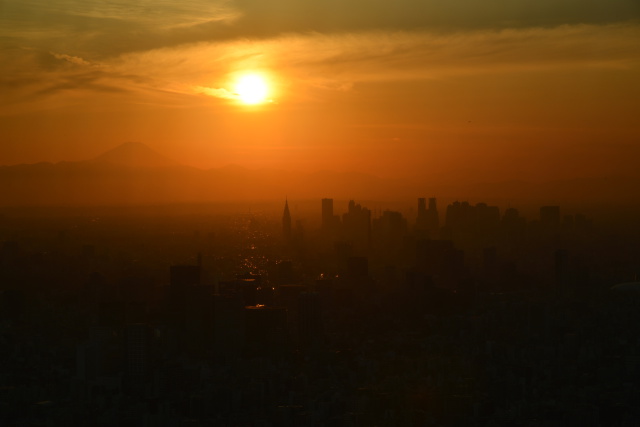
[2,140,640,210]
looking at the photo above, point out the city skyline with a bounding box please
[2,189,639,424]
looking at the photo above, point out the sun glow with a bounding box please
[234,74,269,105]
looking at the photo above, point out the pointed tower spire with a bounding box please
[282,198,292,241]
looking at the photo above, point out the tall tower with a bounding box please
[418,198,427,215]
[416,197,427,231]
[427,197,439,232]
[416,197,439,237]
[282,198,292,241]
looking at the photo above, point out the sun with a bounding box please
[234,74,269,105]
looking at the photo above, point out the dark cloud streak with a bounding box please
[100,0,640,55]
[232,0,640,34]
[3,0,639,58]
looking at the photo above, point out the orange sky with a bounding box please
[1,1,639,184]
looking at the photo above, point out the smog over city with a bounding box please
[2,1,640,425]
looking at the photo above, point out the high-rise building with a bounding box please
[298,292,322,347]
[282,198,292,241]
[168,261,202,342]
[125,323,151,395]
[342,200,371,250]
[427,197,439,232]
[416,198,427,231]
[347,256,368,279]
[244,305,289,355]
[169,264,200,307]
[416,197,439,237]
[373,210,407,248]
[418,197,427,214]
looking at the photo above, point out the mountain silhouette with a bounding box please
[1,143,639,206]
[90,141,180,168]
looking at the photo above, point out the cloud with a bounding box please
[194,86,238,100]
[0,0,239,57]
[232,0,640,34]
[63,0,239,28]
[2,0,639,59]
[98,23,640,100]
[51,53,97,67]
[1,0,239,30]
[1,21,639,114]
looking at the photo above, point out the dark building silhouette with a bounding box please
[347,256,369,279]
[213,294,244,357]
[417,197,440,237]
[277,284,307,329]
[167,259,203,355]
[76,324,121,381]
[125,323,151,392]
[169,262,201,313]
[298,292,323,347]
[555,248,570,293]
[236,273,265,306]
[445,201,499,246]
[501,207,526,248]
[342,200,371,251]
[417,198,427,229]
[343,256,375,294]
[373,210,407,251]
[244,305,288,356]
[428,198,439,228]
[475,202,500,229]
[418,198,426,212]
[483,246,498,279]
[276,260,294,285]
[170,264,201,290]
[282,198,292,242]
[184,285,214,356]
[446,201,474,230]
[415,239,464,287]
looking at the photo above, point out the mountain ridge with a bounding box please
[89,141,182,169]
[0,142,638,206]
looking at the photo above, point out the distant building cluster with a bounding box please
[1,196,639,425]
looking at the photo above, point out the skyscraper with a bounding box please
[342,200,371,250]
[416,197,427,231]
[416,197,439,237]
[283,198,292,241]
[427,197,439,232]
[418,197,427,213]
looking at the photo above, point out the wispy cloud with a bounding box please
[0,0,239,57]
[101,23,640,100]
[194,86,238,100]
[1,20,639,114]
[1,0,239,30]
[51,53,99,67]
[3,0,639,59]
[63,0,239,28]
[231,0,640,34]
